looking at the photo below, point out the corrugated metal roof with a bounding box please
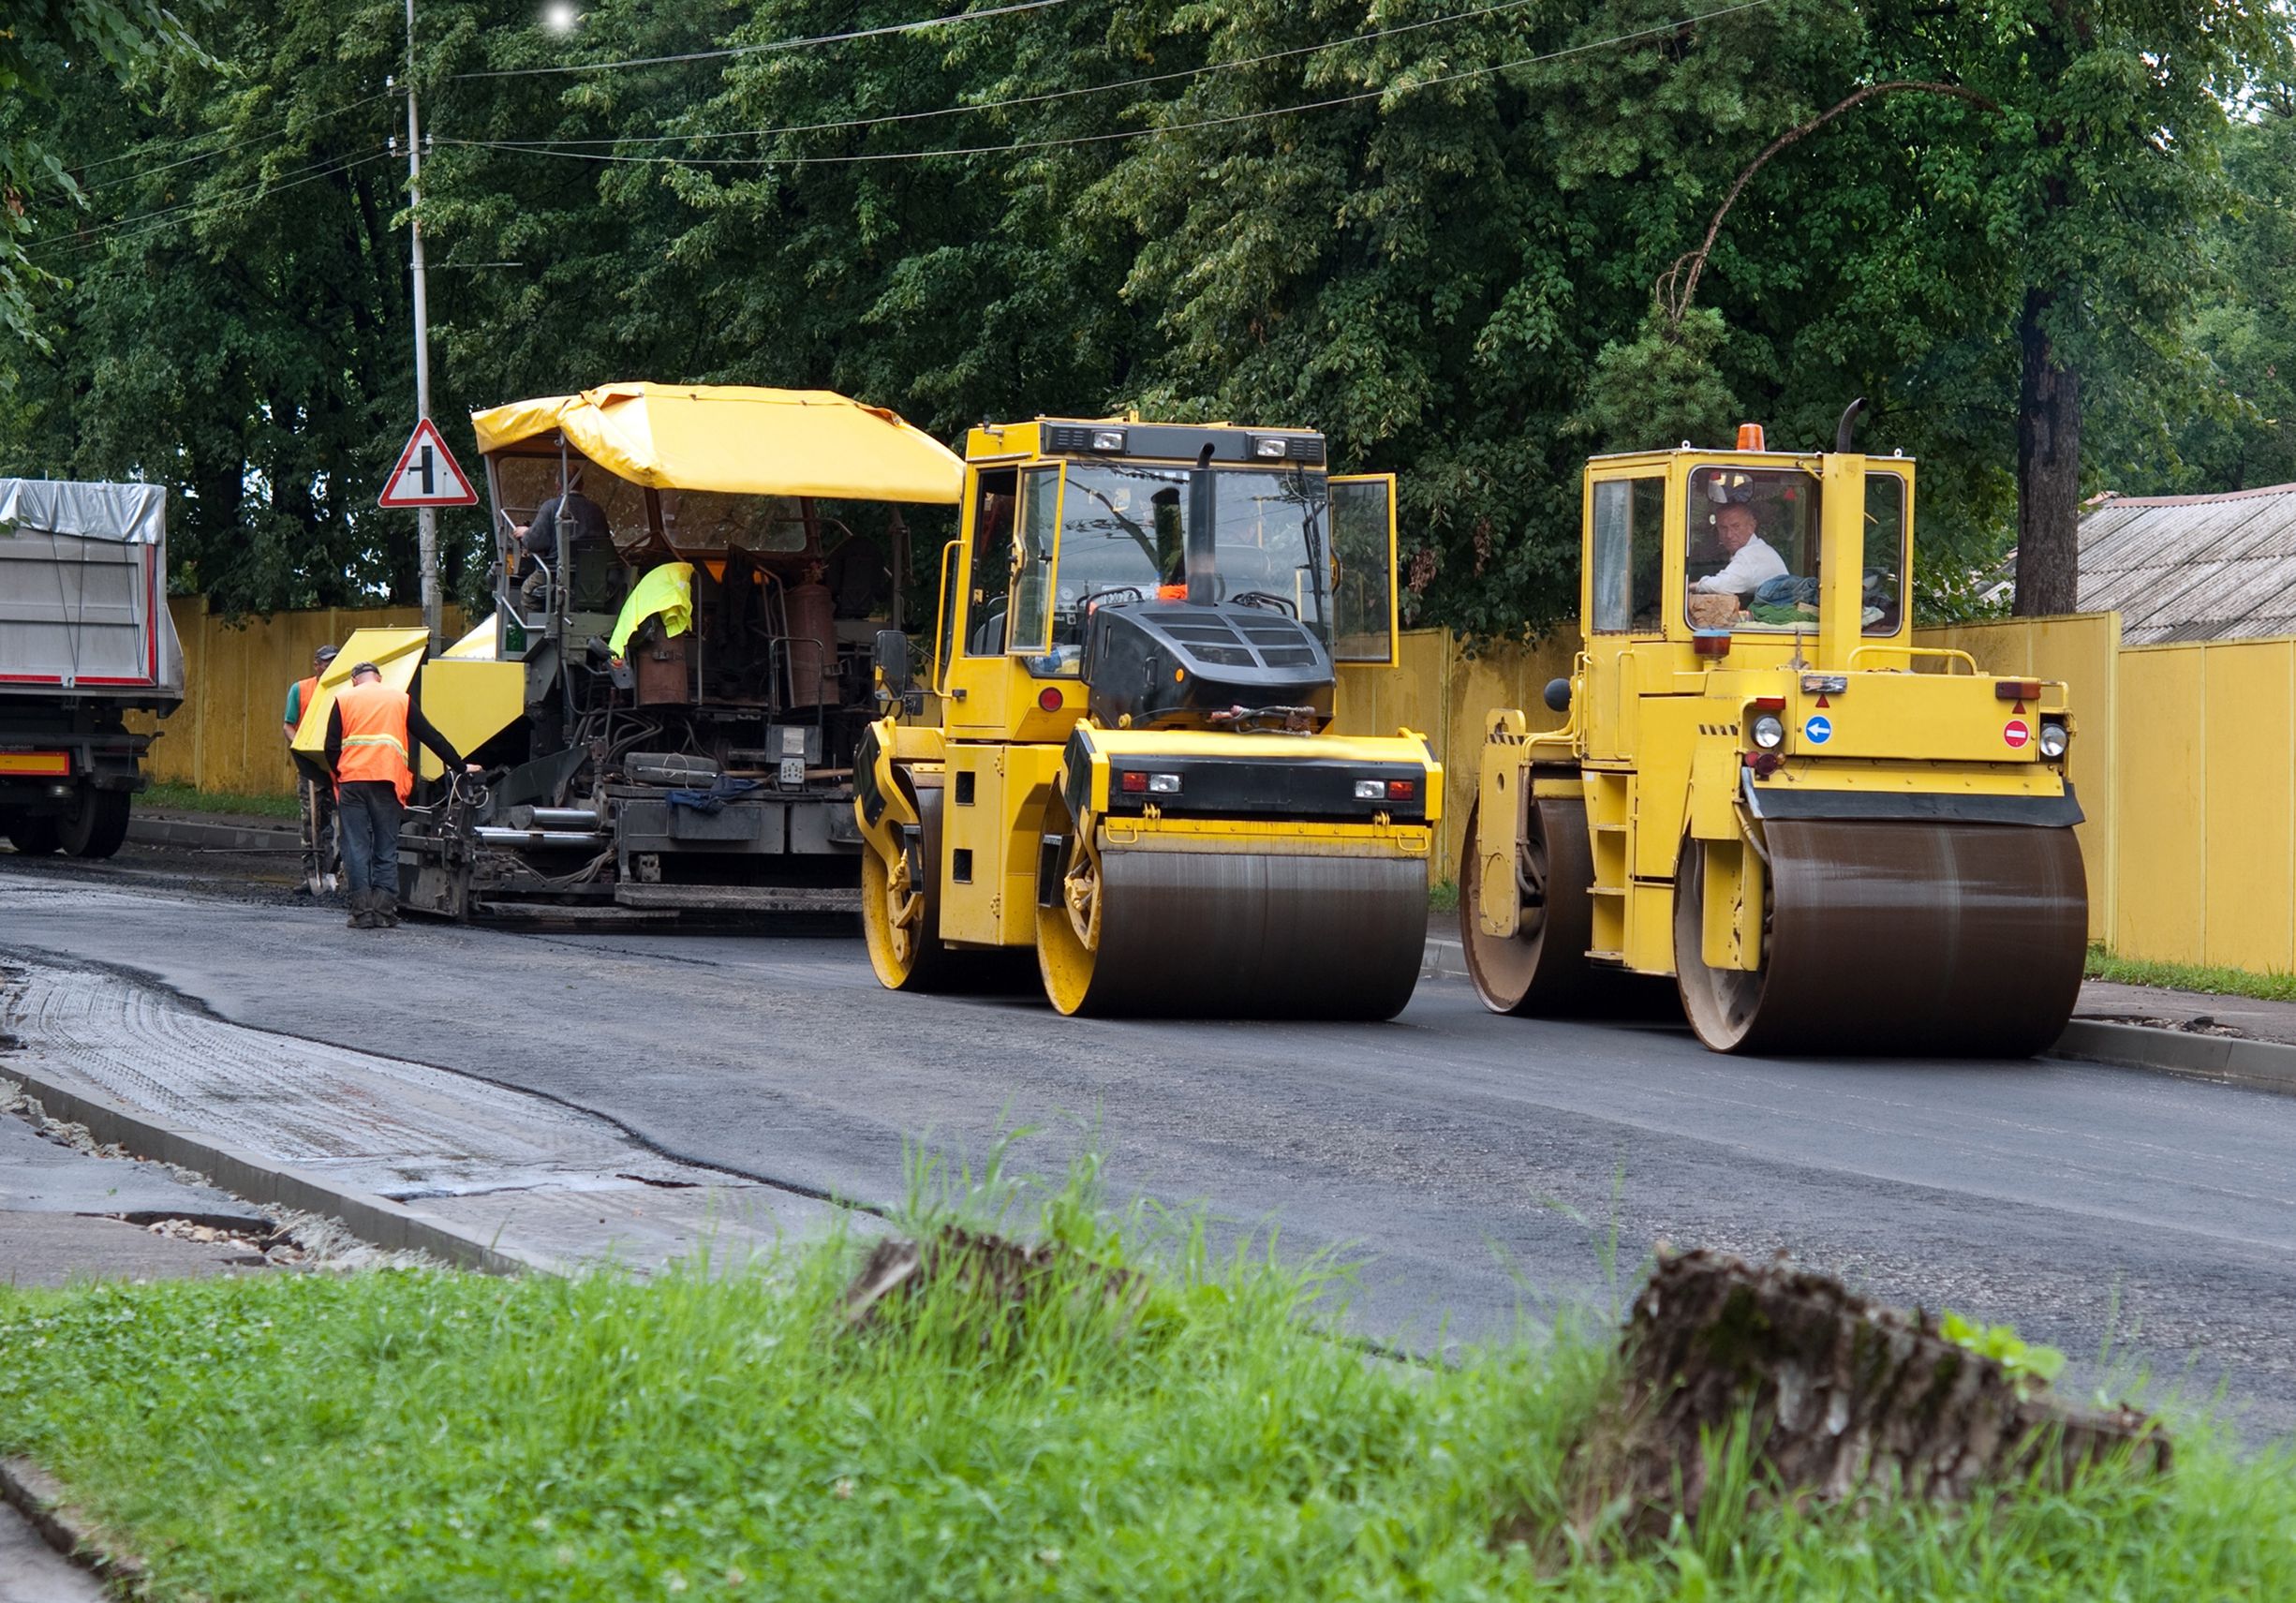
[2079,483,2296,644]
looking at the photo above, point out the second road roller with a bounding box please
[854,416,1440,1018]
[1463,404,2087,1056]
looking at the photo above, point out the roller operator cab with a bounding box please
[1464,410,2088,1055]
[855,418,1442,1018]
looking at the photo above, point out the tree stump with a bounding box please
[1563,1249,2170,1543]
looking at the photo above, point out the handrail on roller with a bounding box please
[1848,644,1980,675]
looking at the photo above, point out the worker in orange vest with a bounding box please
[323,661,470,929]
[282,645,340,898]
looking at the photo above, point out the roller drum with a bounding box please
[1680,820,2086,1057]
[1047,847,1427,1020]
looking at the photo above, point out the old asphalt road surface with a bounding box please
[7,846,2296,1435]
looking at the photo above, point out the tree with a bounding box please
[1,0,202,359]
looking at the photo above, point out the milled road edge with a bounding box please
[1,1454,146,1593]
[0,1061,551,1277]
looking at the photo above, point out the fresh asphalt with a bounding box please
[7,846,2296,1435]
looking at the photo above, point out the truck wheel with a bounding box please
[7,815,62,855]
[60,790,131,859]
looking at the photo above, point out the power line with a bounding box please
[469,0,1551,153]
[79,92,394,195]
[55,155,393,260]
[39,151,388,259]
[453,0,1078,81]
[439,0,1781,171]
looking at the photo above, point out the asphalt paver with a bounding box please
[6,847,2296,1434]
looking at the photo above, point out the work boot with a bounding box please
[347,890,379,929]
[376,890,400,928]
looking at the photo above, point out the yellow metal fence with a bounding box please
[128,598,461,798]
[151,603,2288,974]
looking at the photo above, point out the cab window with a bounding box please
[1589,476,1666,632]
[1008,466,1059,655]
[1683,467,1819,632]
[1863,472,1908,634]
[963,467,1016,655]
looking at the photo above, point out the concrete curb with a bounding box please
[2050,1018,2296,1095]
[1417,931,2296,1092]
[1420,933,1466,983]
[126,813,296,853]
[4,1063,554,1278]
[1,1454,145,1592]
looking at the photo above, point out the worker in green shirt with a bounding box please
[282,645,341,898]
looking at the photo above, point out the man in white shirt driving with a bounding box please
[1691,502,1788,598]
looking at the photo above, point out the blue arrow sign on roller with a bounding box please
[1804,714,1833,745]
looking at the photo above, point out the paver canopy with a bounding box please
[468,383,964,505]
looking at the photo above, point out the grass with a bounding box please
[1429,877,1459,914]
[3,1156,2292,1601]
[2085,944,2296,1004]
[140,780,300,819]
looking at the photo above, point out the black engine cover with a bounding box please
[1081,602,1335,728]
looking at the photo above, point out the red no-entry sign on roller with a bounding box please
[378,418,479,509]
[2003,719,2032,750]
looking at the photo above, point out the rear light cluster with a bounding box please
[1355,779,1416,801]
[1118,771,1183,794]
[1996,678,2042,701]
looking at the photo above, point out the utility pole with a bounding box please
[404,0,442,647]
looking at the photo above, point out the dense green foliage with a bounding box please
[5,1195,2294,1600]
[2,0,2290,631]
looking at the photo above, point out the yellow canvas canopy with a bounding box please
[468,382,963,504]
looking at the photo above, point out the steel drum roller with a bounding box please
[1039,844,1427,1019]
[1677,820,2087,1056]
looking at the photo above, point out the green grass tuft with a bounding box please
[140,780,300,819]
[1429,877,1459,914]
[2085,944,2296,1004]
[1,1166,2290,1599]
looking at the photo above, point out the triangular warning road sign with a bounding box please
[378,418,479,509]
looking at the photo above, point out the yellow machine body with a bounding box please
[1463,437,2087,1055]
[855,417,1440,1018]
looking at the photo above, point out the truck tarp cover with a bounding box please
[468,382,965,504]
[0,478,184,703]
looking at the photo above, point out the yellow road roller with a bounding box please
[1463,406,2086,1055]
[855,417,1439,1018]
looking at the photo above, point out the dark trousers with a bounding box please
[337,780,403,899]
[292,755,338,878]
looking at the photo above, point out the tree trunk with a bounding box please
[1534,1250,2168,1551]
[2015,288,2082,616]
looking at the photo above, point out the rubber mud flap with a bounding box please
[1066,848,1426,1020]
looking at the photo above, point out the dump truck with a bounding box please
[291,383,965,922]
[1461,408,2087,1055]
[854,416,1439,1018]
[0,479,184,858]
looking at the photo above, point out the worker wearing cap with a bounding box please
[282,646,341,898]
[323,662,468,929]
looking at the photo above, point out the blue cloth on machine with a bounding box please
[1753,574,1821,607]
[664,777,763,815]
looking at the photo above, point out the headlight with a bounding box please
[1750,714,1785,750]
[2037,720,2069,759]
